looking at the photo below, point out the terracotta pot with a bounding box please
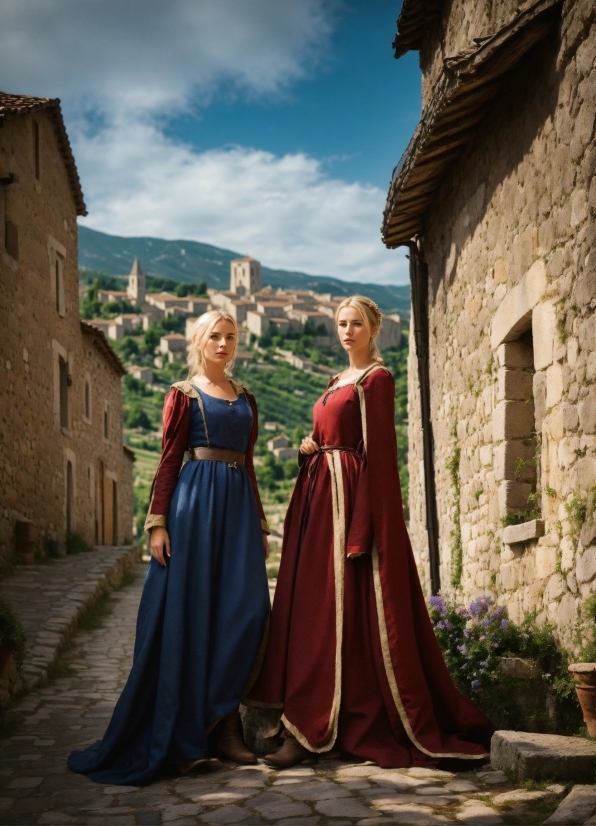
[568,663,596,736]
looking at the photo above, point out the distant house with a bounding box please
[264,421,281,432]
[97,289,129,304]
[273,447,299,461]
[88,319,125,341]
[0,91,134,563]
[159,333,187,363]
[246,311,270,338]
[267,435,291,452]
[377,314,402,351]
[127,365,154,384]
[235,351,254,368]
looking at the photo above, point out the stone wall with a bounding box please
[0,109,133,568]
[407,0,596,650]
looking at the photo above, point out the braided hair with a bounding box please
[335,295,383,364]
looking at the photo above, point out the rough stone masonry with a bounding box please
[386,0,596,650]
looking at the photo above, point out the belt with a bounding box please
[190,447,245,468]
[301,444,363,534]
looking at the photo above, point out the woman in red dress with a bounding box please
[245,295,494,768]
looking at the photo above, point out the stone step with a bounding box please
[0,545,141,701]
[544,784,596,824]
[491,730,596,783]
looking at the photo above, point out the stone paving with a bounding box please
[0,564,591,826]
[0,546,139,687]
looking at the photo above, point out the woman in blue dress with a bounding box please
[68,310,271,785]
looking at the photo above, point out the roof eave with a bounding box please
[0,94,87,216]
[80,320,127,376]
[382,0,563,248]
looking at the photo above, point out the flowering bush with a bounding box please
[428,594,514,695]
[428,593,583,733]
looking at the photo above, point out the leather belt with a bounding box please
[190,447,245,467]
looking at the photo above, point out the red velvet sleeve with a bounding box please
[245,392,270,533]
[144,388,191,532]
[362,369,405,557]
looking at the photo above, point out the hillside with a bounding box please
[78,225,411,318]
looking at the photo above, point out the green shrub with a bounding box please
[0,595,27,666]
[428,594,582,733]
[66,533,93,554]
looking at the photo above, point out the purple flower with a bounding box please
[471,679,481,693]
[457,644,468,655]
[463,628,470,639]
[468,596,493,617]
[429,595,447,616]
[500,619,509,629]
[480,661,489,668]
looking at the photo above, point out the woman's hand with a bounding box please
[299,436,320,455]
[262,531,270,560]
[150,526,171,566]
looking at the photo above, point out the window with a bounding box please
[59,355,69,430]
[33,121,40,181]
[84,377,91,421]
[55,254,65,315]
[104,402,110,440]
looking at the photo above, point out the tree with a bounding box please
[125,403,152,430]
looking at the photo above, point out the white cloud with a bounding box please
[1,0,337,115]
[76,118,408,283]
[1,0,409,283]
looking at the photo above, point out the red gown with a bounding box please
[246,365,493,767]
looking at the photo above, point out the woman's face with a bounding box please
[337,306,371,357]
[202,320,236,369]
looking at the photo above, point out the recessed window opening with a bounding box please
[84,378,91,420]
[498,324,539,527]
[104,403,110,440]
[59,355,69,429]
[55,254,65,315]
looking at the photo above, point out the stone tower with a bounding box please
[127,257,146,305]
[230,257,261,297]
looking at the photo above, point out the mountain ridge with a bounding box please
[78,225,410,317]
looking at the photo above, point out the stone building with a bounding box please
[0,92,134,567]
[231,256,261,296]
[126,256,146,304]
[382,0,596,644]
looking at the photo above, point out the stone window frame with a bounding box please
[64,448,76,534]
[83,373,92,424]
[48,236,66,318]
[52,339,74,436]
[491,260,549,548]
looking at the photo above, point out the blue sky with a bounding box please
[1,1,420,283]
[166,1,421,191]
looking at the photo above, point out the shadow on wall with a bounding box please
[430,31,561,300]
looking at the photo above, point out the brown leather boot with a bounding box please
[264,733,313,768]
[215,710,257,764]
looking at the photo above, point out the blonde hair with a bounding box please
[335,295,383,364]
[187,310,238,378]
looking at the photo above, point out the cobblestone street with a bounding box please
[0,565,581,826]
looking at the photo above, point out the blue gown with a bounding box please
[68,387,270,785]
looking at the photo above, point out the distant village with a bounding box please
[85,257,403,464]
[87,256,402,380]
